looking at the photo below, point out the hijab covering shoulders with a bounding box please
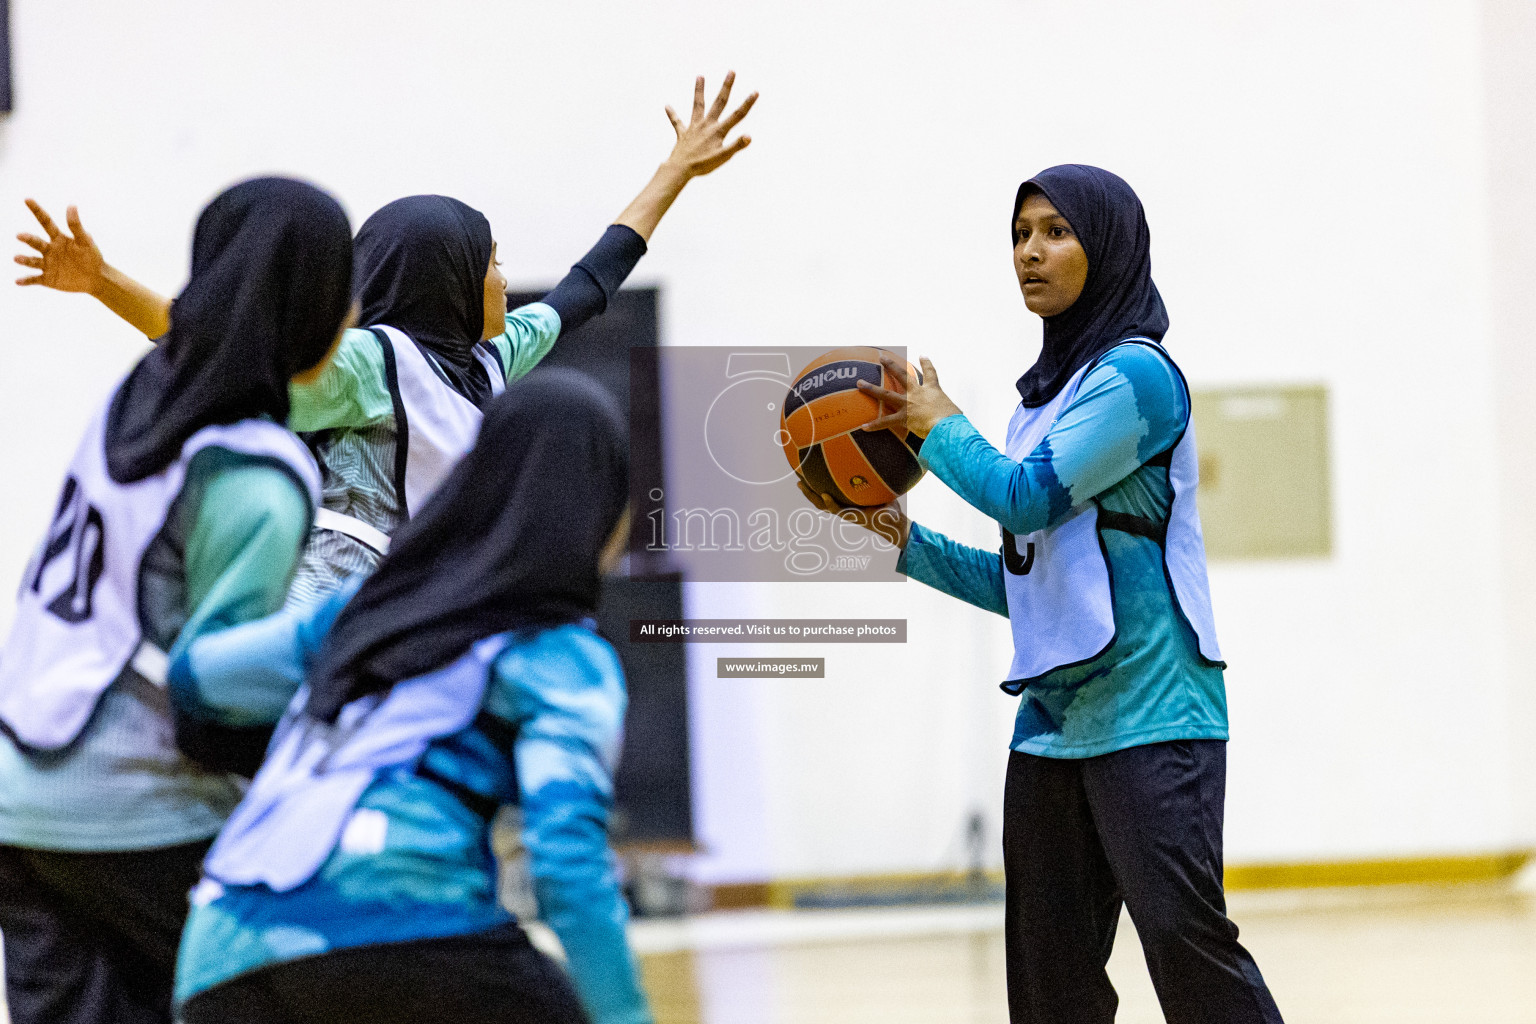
[307,368,629,722]
[105,177,353,482]
[1011,164,1169,408]
[354,195,496,406]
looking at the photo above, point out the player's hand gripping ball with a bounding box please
[779,347,926,507]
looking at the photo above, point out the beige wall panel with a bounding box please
[1192,386,1331,560]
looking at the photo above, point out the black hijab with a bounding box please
[354,195,495,406]
[306,368,629,722]
[1011,164,1169,408]
[105,178,353,482]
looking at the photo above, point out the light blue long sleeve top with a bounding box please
[174,598,651,1024]
[898,343,1228,758]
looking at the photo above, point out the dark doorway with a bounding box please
[505,288,692,850]
[2,0,13,113]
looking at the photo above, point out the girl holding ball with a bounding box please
[803,164,1285,1024]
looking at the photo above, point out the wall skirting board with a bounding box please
[704,852,1536,911]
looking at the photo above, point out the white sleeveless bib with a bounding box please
[376,325,505,518]
[202,635,509,892]
[0,390,321,750]
[1001,340,1221,684]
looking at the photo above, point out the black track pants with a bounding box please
[0,840,210,1024]
[179,923,591,1024]
[1002,740,1284,1024]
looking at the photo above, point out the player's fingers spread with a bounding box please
[33,208,61,241]
[665,106,684,138]
[694,136,750,174]
[863,411,903,432]
[721,92,759,132]
[857,380,904,405]
[66,206,90,242]
[27,200,62,239]
[691,76,706,122]
[14,255,42,269]
[879,354,910,388]
[919,357,938,387]
[17,232,47,253]
[16,275,43,286]
[708,71,734,120]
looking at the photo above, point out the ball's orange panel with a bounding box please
[782,403,815,450]
[819,432,899,507]
[781,391,882,448]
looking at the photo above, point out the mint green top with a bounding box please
[288,305,563,432]
[283,304,562,608]
[0,448,312,850]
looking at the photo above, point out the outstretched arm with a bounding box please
[15,200,172,339]
[617,71,757,242]
[794,476,1008,616]
[509,72,759,364]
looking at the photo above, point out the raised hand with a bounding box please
[15,200,105,292]
[860,355,963,438]
[614,72,759,242]
[796,480,911,549]
[13,198,171,338]
[663,72,758,178]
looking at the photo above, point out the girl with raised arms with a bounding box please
[805,165,1286,1023]
[171,369,647,1024]
[16,73,755,605]
[0,178,355,1024]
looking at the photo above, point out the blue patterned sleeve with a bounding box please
[167,577,362,727]
[489,630,652,1024]
[897,523,1008,616]
[919,344,1189,536]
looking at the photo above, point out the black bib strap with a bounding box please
[1096,509,1168,546]
[416,762,502,821]
[371,328,412,518]
[414,711,521,822]
[472,709,520,751]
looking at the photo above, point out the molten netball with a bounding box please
[780,347,925,507]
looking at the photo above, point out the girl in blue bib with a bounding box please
[805,165,1285,1024]
[173,369,647,1024]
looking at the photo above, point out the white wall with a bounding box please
[0,0,1529,882]
[1482,0,1536,848]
